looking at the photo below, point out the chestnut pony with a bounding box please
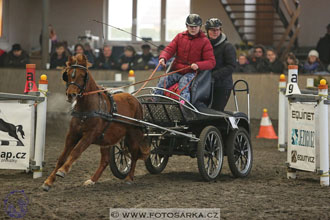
[42,54,149,191]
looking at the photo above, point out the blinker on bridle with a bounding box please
[64,64,89,97]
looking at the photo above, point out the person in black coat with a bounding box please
[95,45,117,70]
[5,44,29,68]
[205,18,236,111]
[118,46,138,71]
[135,44,156,70]
[50,42,67,69]
[249,44,268,72]
[316,24,330,70]
[235,53,256,73]
[265,48,284,74]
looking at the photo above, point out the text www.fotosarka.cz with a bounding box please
[109,208,220,220]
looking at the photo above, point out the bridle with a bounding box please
[62,64,90,97]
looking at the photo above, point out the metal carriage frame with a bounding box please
[109,80,253,181]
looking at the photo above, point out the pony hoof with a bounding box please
[83,179,95,186]
[56,170,66,178]
[41,183,51,192]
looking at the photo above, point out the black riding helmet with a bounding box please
[186,14,202,26]
[205,18,223,31]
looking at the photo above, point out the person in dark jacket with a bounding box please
[0,49,7,67]
[235,53,256,73]
[118,45,138,71]
[284,52,302,74]
[135,44,156,70]
[156,14,216,102]
[74,43,94,67]
[5,44,29,68]
[249,44,268,72]
[265,48,284,73]
[50,42,67,69]
[205,18,236,111]
[95,44,117,70]
[316,24,330,70]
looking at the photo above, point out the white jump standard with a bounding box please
[285,77,329,186]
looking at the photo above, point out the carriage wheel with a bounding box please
[197,126,224,181]
[145,137,169,174]
[226,127,253,178]
[109,140,131,179]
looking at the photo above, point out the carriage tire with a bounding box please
[197,126,224,182]
[109,144,131,180]
[145,156,169,174]
[226,127,253,178]
[145,138,169,174]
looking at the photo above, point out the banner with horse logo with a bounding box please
[287,102,317,172]
[0,101,34,170]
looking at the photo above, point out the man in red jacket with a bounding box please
[155,14,216,103]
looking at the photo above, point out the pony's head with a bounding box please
[62,54,92,103]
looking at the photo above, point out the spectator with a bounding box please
[0,49,7,67]
[118,46,138,71]
[74,43,93,67]
[150,45,166,71]
[50,42,67,69]
[284,52,301,74]
[135,44,156,70]
[302,50,325,74]
[74,43,85,56]
[205,18,236,111]
[316,24,330,70]
[235,53,256,73]
[83,43,96,67]
[155,14,216,103]
[63,41,72,57]
[249,44,268,72]
[39,24,58,54]
[265,48,284,73]
[95,45,117,70]
[5,44,29,68]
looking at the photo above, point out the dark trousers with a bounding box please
[211,87,232,111]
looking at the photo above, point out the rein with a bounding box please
[133,62,161,95]
[82,65,191,96]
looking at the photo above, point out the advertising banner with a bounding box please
[0,101,34,170]
[287,102,317,172]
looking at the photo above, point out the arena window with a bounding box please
[165,0,190,41]
[137,0,161,41]
[107,0,190,43]
[107,0,133,41]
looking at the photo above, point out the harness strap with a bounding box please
[71,91,120,140]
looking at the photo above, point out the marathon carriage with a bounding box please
[109,73,253,181]
[42,55,253,192]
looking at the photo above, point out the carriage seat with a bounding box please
[163,70,213,109]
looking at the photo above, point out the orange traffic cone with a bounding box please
[256,108,278,139]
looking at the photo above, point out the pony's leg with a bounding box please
[124,129,146,182]
[125,156,137,183]
[42,133,80,190]
[56,135,94,177]
[84,146,110,186]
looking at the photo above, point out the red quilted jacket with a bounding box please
[159,31,216,74]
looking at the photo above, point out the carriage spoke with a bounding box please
[207,159,211,175]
